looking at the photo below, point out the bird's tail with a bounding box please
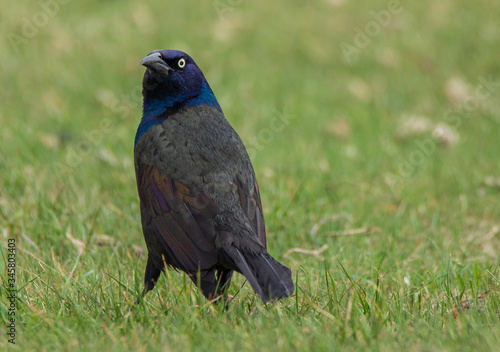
[224,247,294,302]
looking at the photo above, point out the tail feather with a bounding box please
[258,253,294,298]
[225,247,294,302]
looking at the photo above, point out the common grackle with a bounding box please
[134,50,294,303]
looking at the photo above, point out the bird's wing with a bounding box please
[137,163,219,272]
[237,178,267,248]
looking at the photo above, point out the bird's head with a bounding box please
[140,49,220,117]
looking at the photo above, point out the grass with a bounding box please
[1,0,500,350]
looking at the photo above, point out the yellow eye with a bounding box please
[178,58,186,68]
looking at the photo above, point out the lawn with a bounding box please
[1,0,500,351]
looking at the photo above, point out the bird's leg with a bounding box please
[213,269,233,309]
[215,269,233,302]
[190,269,232,305]
[135,256,162,305]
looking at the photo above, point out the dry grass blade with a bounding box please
[327,227,381,237]
[283,244,328,259]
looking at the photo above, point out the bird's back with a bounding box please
[135,105,255,198]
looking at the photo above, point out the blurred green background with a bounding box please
[1,0,500,351]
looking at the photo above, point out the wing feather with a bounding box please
[236,179,267,248]
[137,164,219,272]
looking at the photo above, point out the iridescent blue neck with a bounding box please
[135,81,221,147]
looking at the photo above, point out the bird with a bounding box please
[134,49,294,303]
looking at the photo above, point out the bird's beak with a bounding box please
[140,52,171,75]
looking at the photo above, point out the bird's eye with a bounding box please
[178,58,186,69]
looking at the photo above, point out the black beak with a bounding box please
[140,52,171,75]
